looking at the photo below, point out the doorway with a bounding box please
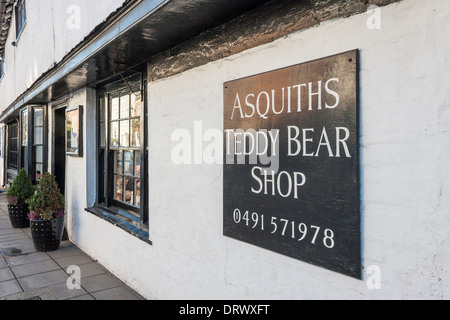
[53,106,66,195]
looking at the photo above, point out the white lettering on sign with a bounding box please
[233,208,335,249]
[223,51,360,279]
[225,128,280,173]
[251,167,306,199]
[287,126,352,158]
[231,78,340,120]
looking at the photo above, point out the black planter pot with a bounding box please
[8,203,30,229]
[30,217,65,252]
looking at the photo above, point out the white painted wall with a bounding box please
[46,88,90,243]
[70,0,450,300]
[0,0,126,111]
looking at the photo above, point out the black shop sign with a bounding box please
[223,50,361,279]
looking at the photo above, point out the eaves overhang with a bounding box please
[0,0,274,122]
[0,0,14,58]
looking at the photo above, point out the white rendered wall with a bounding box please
[47,88,89,243]
[72,0,450,299]
[0,0,126,112]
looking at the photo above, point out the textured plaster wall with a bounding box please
[47,88,90,244]
[0,0,126,112]
[72,0,450,300]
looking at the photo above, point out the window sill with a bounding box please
[85,206,152,245]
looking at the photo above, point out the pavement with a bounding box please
[0,192,144,300]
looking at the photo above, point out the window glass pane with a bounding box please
[125,178,134,206]
[111,95,119,120]
[130,119,141,147]
[114,150,123,174]
[100,122,105,148]
[34,127,43,145]
[22,147,28,169]
[99,96,106,122]
[35,164,43,182]
[120,120,129,147]
[135,179,141,208]
[135,151,141,177]
[130,93,141,117]
[110,122,119,147]
[8,123,19,169]
[17,0,26,34]
[34,108,43,126]
[114,175,123,202]
[35,146,43,163]
[21,109,28,146]
[9,153,17,169]
[1,58,4,78]
[120,94,130,119]
[124,151,134,176]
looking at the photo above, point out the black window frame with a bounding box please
[32,106,45,183]
[7,120,19,171]
[95,72,149,231]
[19,105,47,184]
[6,120,19,185]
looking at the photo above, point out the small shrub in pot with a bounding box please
[6,168,35,228]
[28,173,65,252]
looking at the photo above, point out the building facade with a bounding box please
[1,0,450,299]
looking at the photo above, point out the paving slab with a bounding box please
[92,286,143,300]
[0,232,29,243]
[0,267,15,282]
[0,238,35,252]
[10,259,61,278]
[18,269,69,291]
[0,257,7,269]
[0,228,24,236]
[1,288,57,300]
[0,192,144,300]
[76,261,108,278]
[46,244,83,259]
[0,279,23,298]
[49,282,88,300]
[79,273,124,293]
[6,252,51,267]
[68,294,95,300]
[0,222,12,231]
[55,253,94,269]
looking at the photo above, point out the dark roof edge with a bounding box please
[0,0,14,57]
[0,0,148,121]
[147,0,404,82]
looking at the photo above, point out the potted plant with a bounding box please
[28,173,66,252]
[6,168,35,229]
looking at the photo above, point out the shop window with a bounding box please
[7,121,19,171]
[94,73,148,236]
[6,121,19,185]
[18,106,47,184]
[108,90,142,208]
[21,109,28,146]
[33,107,44,181]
